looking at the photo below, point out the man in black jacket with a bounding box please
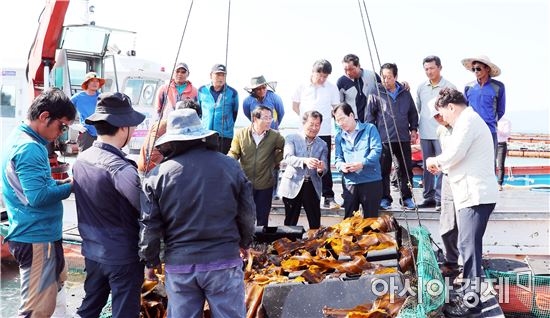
[73,92,145,318]
[139,108,256,317]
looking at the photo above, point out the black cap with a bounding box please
[85,92,145,127]
[211,64,226,74]
[175,62,189,72]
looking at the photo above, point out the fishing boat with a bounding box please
[2,1,549,317]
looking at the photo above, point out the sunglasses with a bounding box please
[471,67,483,72]
[59,121,69,133]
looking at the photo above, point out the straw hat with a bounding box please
[461,55,501,77]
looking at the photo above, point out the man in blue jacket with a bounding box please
[73,92,145,318]
[243,75,285,130]
[461,55,505,153]
[334,103,383,218]
[139,109,256,317]
[1,88,76,317]
[198,64,239,154]
[367,63,419,210]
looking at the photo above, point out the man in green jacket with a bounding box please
[228,105,285,226]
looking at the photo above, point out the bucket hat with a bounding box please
[461,55,501,77]
[85,92,145,127]
[244,75,277,93]
[155,109,217,147]
[81,71,106,90]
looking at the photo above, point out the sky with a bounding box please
[1,0,549,133]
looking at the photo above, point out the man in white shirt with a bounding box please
[416,55,456,210]
[292,59,340,209]
[426,88,498,318]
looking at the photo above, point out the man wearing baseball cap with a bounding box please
[156,62,198,117]
[198,64,239,154]
[71,71,105,151]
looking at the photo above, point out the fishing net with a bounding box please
[485,269,550,318]
[397,226,445,318]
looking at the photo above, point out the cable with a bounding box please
[143,0,194,175]
[356,0,420,273]
[219,0,232,152]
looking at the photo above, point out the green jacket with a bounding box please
[228,127,285,190]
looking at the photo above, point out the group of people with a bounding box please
[1,52,506,317]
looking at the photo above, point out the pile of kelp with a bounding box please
[138,214,415,318]
[141,267,167,318]
[244,213,416,318]
[244,213,406,286]
[322,293,407,318]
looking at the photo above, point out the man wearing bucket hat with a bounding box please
[71,71,105,151]
[72,92,146,318]
[462,55,506,152]
[243,75,286,201]
[137,99,203,174]
[139,109,256,317]
[243,75,285,130]
[156,62,198,118]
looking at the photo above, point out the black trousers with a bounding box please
[283,180,321,229]
[381,142,413,202]
[77,258,144,318]
[496,142,507,185]
[342,180,383,218]
[319,135,334,199]
[254,187,273,226]
[218,136,233,155]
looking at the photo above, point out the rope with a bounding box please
[360,0,444,254]
[143,0,194,175]
[219,0,232,152]
[356,0,419,273]
[361,0,381,67]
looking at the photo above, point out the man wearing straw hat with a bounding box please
[462,55,506,152]
[71,71,105,151]
[243,75,285,130]
[72,92,146,318]
[139,109,255,317]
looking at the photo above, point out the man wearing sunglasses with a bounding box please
[1,88,76,317]
[462,55,506,153]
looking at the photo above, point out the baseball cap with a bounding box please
[175,62,189,72]
[211,64,226,74]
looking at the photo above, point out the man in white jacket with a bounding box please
[426,87,497,318]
